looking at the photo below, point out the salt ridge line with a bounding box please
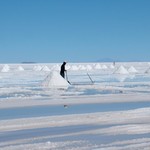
[0,107,149,132]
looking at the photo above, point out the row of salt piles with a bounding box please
[31,63,150,73]
[32,64,106,71]
[65,64,115,71]
[33,65,58,71]
[114,65,138,74]
[1,65,24,72]
[2,64,150,74]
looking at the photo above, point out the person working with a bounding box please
[60,61,67,78]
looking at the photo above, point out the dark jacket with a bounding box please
[60,62,66,78]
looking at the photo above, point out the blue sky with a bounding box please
[0,0,150,63]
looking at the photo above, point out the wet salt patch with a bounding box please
[0,102,150,120]
[80,89,123,95]
[124,85,150,89]
[0,91,49,99]
[0,125,100,143]
[125,75,150,82]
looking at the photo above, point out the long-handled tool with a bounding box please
[87,72,94,84]
[66,71,71,84]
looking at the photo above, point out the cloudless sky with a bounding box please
[0,0,150,63]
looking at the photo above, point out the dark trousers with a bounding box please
[60,72,65,78]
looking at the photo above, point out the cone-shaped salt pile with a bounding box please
[94,64,102,70]
[128,66,138,73]
[1,64,10,72]
[52,64,60,71]
[79,65,86,70]
[17,66,24,71]
[110,64,115,69]
[101,64,108,69]
[42,66,50,71]
[33,65,42,71]
[42,71,69,89]
[86,65,92,71]
[114,65,129,74]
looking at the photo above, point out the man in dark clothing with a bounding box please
[60,61,67,78]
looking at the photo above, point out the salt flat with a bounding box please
[0,62,150,149]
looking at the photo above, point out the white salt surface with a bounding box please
[0,62,150,150]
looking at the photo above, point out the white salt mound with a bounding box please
[128,66,138,73]
[1,64,10,72]
[42,66,50,71]
[94,64,102,70]
[86,65,92,71]
[17,66,24,71]
[33,65,42,71]
[110,64,115,69]
[79,65,86,70]
[52,65,60,71]
[114,65,129,74]
[101,64,108,69]
[42,71,69,89]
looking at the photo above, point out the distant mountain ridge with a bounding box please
[96,58,149,62]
